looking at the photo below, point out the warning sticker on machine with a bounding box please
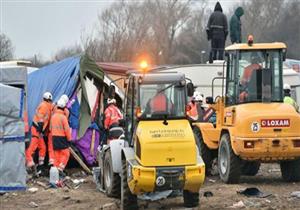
[261,119,290,127]
[150,129,185,138]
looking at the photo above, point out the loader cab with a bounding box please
[225,43,287,106]
[123,73,191,145]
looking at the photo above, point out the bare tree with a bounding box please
[52,43,83,62]
[84,0,193,64]
[0,33,14,61]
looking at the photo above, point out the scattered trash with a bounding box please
[237,187,271,198]
[29,201,39,208]
[265,199,271,203]
[268,168,280,173]
[36,181,48,189]
[101,202,118,210]
[210,158,219,176]
[28,187,38,193]
[63,195,71,200]
[203,191,214,197]
[72,178,85,185]
[229,201,245,209]
[12,193,18,196]
[291,191,300,198]
[208,178,216,183]
[139,190,173,201]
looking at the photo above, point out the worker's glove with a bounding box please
[37,122,44,133]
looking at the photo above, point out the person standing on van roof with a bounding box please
[230,7,244,44]
[206,2,228,63]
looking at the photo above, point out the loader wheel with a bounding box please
[103,150,121,198]
[183,190,199,208]
[242,161,261,176]
[218,133,241,184]
[280,159,300,182]
[121,159,138,210]
[193,127,212,174]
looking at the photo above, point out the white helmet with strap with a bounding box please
[107,98,116,105]
[43,92,52,100]
[193,91,203,102]
[57,98,66,108]
[284,83,291,91]
[60,94,69,104]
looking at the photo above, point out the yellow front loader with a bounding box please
[193,39,300,183]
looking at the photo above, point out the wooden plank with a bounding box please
[69,147,92,175]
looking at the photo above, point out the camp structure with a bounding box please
[27,55,123,166]
[0,67,27,192]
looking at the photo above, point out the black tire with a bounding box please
[242,161,261,176]
[183,190,199,208]
[193,127,212,174]
[121,159,138,210]
[218,133,241,184]
[103,150,121,198]
[280,159,300,182]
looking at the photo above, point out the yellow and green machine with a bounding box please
[99,71,205,210]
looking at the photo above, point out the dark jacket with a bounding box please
[230,7,244,43]
[206,2,228,40]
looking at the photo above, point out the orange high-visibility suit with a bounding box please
[104,104,123,129]
[50,108,72,171]
[48,106,69,165]
[26,101,53,167]
[187,102,199,121]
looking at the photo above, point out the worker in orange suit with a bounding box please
[26,92,53,169]
[187,91,204,122]
[104,98,123,130]
[50,98,72,173]
[48,94,70,166]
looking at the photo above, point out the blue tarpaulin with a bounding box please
[28,56,80,125]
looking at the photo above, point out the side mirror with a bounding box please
[108,85,116,99]
[283,49,287,61]
[206,96,214,104]
[187,82,194,97]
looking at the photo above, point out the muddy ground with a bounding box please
[1,164,300,210]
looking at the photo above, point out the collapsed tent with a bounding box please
[0,67,27,192]
[27,54,123,166]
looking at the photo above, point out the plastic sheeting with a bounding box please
[74,123,100,166]
[0,141,26,192]
[0,84,23,118]
[0,67,27,85]
[28,56,80,125]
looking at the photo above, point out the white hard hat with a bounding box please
[57,98,66,108]
[193,91,203,102]
[43,92,52,100]
[284,83,291,90]
[107,98,116,104]
[60,94,69,104]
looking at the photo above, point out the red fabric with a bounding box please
[91,92,100,121]
[24,111,29,133]
[26,126,46,165]
[150,93,168,113]
[104,104,123,129]
[54,148,70,171]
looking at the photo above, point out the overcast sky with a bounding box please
[1,0,239,60]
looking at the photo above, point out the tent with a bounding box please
[27,54,123,166]
[0,67,27,192]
